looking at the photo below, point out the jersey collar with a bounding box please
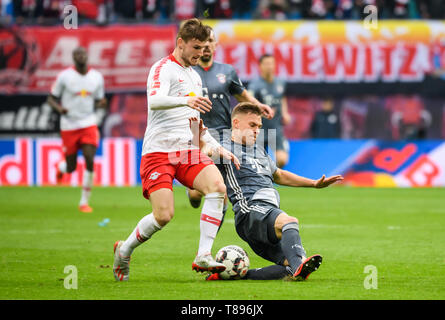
[168,53,185,68]
[71,66,91,75]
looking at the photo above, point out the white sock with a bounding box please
[120,213,162,257]
[197,192,225,256]
[58,160,67,173]
[79,170,93,206]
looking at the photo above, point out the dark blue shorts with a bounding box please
[235,201,287,265]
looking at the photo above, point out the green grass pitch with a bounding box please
[0,186,444,300]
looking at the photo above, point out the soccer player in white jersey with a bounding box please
[112,19,240,281]
[47,47,107,213]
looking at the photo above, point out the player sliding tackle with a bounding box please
[191,103,344,281]
[113,18,240,281]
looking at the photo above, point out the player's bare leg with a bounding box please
[79,144,96,213]
[191,164,227,273]
[113,188,169,281]
[56,153,77,184]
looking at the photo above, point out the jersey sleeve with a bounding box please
[268,153,278,175]
[247,80,260,101]
[94,73,105,100]
[50,71,65,98]
[228,66,245,96]
[147,61,188,109]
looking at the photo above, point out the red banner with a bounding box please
[0,25,177,94]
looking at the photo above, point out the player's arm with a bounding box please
[281,97,291,125]
[189,117,240,170]
[234,89,274,119]
[47,94,67,115]
[47,73,67,114]
[94,73,107,109]
[147,65,211,113]
[273,168,343,188]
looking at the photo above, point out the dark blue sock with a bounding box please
[245,265,292,280]
[280,222,306,273]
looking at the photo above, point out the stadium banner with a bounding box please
[0,24,176,94]
[205,20,445,84]
[0,138,444,187]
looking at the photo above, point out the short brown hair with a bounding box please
[259,53,274,64]
[177,18,210,43]
[231,102,262,120]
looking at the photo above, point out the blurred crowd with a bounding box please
[1,0,445,26]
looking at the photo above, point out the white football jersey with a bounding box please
[51,67,105,131]
[142,54,204,155]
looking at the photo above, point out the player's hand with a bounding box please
[217,146,241,170]
[95,98,107,109]
[282,112,292,126]
[189,117,207,147]
[58,106,68,115]
[258,103,274,119]
[187,96,212,113]
[314,174,344,188]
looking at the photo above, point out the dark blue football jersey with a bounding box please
[220,139,280,215]
[247,77,286,130]
[193,62,245,134]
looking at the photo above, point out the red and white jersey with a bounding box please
[51,67,105,131]
[143,54,204,155]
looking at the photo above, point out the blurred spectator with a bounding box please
[174,0,195,20]
[6,0,445,24]
[417,0,445,19]
[306,0,336,19]
[196,0,232,19]
[286,0,305,19]
[13,0,67,25]
[310,97,341,138]
[1,0,14,25]
[388,95,432,140]
[257,0,287,20]
[340,95,368,139]
[231,0,253,19]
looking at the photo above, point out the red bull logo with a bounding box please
[0,138,136,186]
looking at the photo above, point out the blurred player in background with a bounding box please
[187,25,274,215]
[47,46,107,213]
[248,54,291,168]
[113,19,240,282]
[198,103,343,281]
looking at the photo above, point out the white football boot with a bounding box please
[113,240,130,281]
[192,253,226,273]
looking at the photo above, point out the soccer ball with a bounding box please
[215,245,250,279]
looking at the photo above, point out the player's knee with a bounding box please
[214,180,226,194]
[204,179,226,195]
[276,214,299,230]
[153,206,174,226]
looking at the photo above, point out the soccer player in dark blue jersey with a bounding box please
[187,26,274,212]
[194,103,343,281]
[248,54,292,168]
